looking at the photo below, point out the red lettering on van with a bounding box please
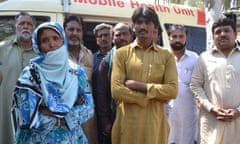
[155,5,170,13]
[130,0,170,13]
[173,6,195,16]
[74,0,124,7]
[129,0,140,8]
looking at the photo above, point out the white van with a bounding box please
[0,0,206,54]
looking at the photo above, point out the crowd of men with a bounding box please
[0,6,240,144]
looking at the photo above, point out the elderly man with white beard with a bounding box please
[0,11,36,144]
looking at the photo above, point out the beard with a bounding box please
[68,36,81,46]
[16,31,32,42]
[68,40,80,46]
[170,42,186,51]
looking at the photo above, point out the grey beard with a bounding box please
[18,33,32,42]
[68,40,80,46]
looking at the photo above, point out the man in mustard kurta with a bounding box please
[111,7,178,144]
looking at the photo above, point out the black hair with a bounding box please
[131,6,160,28]
[158,26,162,35]
[212,17,236,34]
[63,15,83,30]
[167,24,188,36]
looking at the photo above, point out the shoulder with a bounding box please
[103,47,116,61]
[199,50,212,58]
[156,46,174,57]
[194,50,213,66]
[185,50,199,59]
[114,45,132,59]
[158,46,171,53]
[116,44,132,54]
[0,39,14,49]
[93,50,100,57]
[21,65,31,76]
[68,59,86,76]
[81,44,93,56]
[17,65,33,85]
[69,59,81,70]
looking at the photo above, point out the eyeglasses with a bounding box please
[96,33,110,38]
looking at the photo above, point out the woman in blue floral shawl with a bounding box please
[11,22,94,144]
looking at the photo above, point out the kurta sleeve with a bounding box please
[190,55,214,112]
[111,48,149,107]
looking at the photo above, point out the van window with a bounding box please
[165,24,206,54]
[0,16,50,41]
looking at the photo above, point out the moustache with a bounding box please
[174,42,183,45]
[101,40,109,43]
[219,36,228,41]
[139,29,148,33]
[21,30,31,34]
[69,35,80,41]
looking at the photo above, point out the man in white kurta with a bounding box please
[190,17,240,144]
[168,50,198,144]
[167,25,198,144]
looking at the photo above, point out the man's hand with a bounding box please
[125,80,147,93]
[125,80,136,90]
[225,109,240,120]
[210,106,239,122]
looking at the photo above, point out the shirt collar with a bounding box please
[210,42,240,54]
[130,40,160,52]
[184,49,193,56]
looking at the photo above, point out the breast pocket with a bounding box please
[149,64,165,83]
[178,67,192,85]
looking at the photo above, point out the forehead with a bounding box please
[97,28,111,34]
[214,25,233,31]
[114,26,129,33]
[38,28,61,39]
[17,15,33,23]
[42,28,55,33]
[66,20,82,28]
[170,29,186,35]
[134,16,152,23]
